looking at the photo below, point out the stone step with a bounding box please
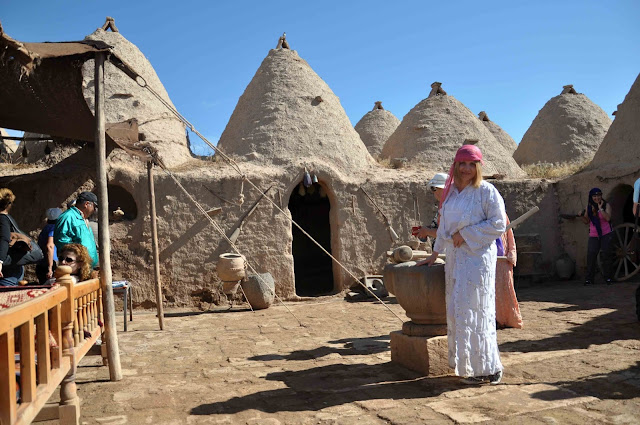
[515,233,542,252]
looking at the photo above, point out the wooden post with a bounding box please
[148,161,165,330]
[57,265,79,424]
[95,51,122,381]
[0,329,16,424]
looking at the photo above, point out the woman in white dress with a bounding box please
[417,145,507,385]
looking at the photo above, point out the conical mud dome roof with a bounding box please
[217,42,374,171]
[513,85,611,166]
[354,102,400,158]
[82,19,192,167]
[381,83,525,177]
[478,111,518,155]
[589,73,640,169]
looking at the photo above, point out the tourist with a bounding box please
[35,207,62,284]
[580,188,613,285]
[0,188,25,286]
[54,191,99,268]
[417,145,506,385]
[47,243,93,284]
[414,172,448,241]
[495,216,523,329]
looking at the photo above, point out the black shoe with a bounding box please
[461,376,486,385]
[584,280,592,286]
[606,279,613,285]
[488,370,503,385]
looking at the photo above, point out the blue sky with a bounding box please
[2,1,639,156]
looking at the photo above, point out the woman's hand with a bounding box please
[452,231,465,247]
[417,227,437,239]
[415,252,439,266]
[46,266,53,279]
[0,262,3,278]
[599,203,611,222]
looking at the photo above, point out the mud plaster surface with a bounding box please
[42,277,640,424]
[0,149,563,308]
[354,109,400,159]
[381,95,525,178]
[514,93,611,166]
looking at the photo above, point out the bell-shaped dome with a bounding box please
[381,84,525,177]
[354,102,400,159]
[217,44,374,171]
[589,74,640,169]
[82,20,192,167]
[478,111,517,155]
[513,85,611,166]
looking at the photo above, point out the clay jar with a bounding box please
[556,254,575,280]
[218,253,246,295]
[383,261,446,325]
[242,273,275,310]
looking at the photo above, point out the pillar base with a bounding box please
[402,321,447,337]
[390,331,451,376]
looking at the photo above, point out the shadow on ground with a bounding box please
[249,335,391,361]
[191,362,461,415]
[533,361,640,401]
[500,280,640,353]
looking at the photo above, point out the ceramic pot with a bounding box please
[556,255,575,280]
[222,281,241,295]
[217,253,246,282]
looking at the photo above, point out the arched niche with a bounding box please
[107,184,138,221]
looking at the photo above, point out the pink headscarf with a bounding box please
[439,145,484,210]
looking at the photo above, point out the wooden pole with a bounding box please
[147,161,165,330]
[95,51,122,381]
[57,266,80,424]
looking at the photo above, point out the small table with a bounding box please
[112,282,133,331]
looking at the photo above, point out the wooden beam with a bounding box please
[147,161,165,330]
[95,51,122,381]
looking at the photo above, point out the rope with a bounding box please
[135,75,404,324]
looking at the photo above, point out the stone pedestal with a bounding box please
[390,331,451,376]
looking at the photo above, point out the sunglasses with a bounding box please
[60,256,77,264]
[592,193,602,197]
[430,187,437,192]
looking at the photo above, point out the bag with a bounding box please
[2,215,44,266]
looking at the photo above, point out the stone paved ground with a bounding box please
[48,279,640,424]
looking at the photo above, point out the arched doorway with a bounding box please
[288,180,334,296]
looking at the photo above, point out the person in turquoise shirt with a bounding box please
[54,191,99,268]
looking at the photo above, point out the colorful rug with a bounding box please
[0,285,58,311]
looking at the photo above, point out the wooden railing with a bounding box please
[0,266,104,425]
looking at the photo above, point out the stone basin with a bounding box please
[383,261,446,327]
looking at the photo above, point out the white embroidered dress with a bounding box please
[433,180,507,377]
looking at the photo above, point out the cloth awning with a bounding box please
[0,23,141,144]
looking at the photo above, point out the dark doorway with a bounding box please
[607,184,634,227]
[289,181,334,296]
